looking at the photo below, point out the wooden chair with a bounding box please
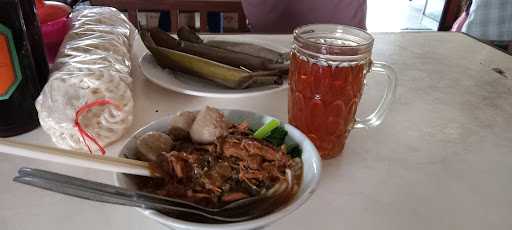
[89,0,248,32]
[438,0,463,31]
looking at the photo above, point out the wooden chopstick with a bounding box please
[0,139,155,177]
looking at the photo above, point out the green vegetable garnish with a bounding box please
[253,119,280,139]
[253,119,302,158]
[264,126,287,147]
[286,144,302,158]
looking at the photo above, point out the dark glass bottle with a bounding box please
[20,0,50,91]
[0,0,49,137]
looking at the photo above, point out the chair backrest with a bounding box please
[438,0,464,31]
[90,0,248,32]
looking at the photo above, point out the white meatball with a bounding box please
[190,106,228,144]
[136,132,173,162]
[170,111,198,132]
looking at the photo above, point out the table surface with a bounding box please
[1,32,512,230]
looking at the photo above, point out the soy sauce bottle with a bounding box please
[21,0,50,90]
[0,0,49,137]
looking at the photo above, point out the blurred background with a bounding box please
[49,0,511,53]
[367,0,445,32]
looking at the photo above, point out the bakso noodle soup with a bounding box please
[131,107,303,222]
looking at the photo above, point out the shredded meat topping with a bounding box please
[144,122,294,208]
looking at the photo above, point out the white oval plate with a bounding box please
[139,37,290,98]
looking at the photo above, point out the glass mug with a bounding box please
[288,24,397,159]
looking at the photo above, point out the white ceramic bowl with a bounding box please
[115,109,322,230]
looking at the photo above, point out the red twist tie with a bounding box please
[74,99,121,155]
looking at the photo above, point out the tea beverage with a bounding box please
[289,54,366,158]
[288,25,396,159]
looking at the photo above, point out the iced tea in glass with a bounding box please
[288,24,397,159]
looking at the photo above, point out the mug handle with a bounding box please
[353,62,398,129]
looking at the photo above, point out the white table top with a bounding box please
[1,32,512,230]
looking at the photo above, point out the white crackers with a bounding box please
[36,7,135,152]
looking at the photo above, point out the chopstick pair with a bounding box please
[3,140,287,222]
[0,139,153,177]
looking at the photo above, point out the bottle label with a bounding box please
[0,24,22,100]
